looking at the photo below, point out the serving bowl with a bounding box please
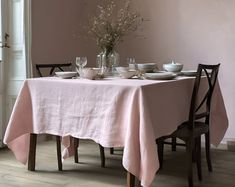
[163,62,183,72]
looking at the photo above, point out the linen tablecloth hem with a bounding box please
[123,161,158,187]
[34,130,125,148]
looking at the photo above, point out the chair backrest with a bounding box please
[35,63,72,77]
[188,63,220,129]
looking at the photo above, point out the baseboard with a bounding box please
[227,140,235,152]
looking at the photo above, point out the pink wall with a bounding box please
[119,0,235,142]
[32,0,235,141]
[32,0,97,66]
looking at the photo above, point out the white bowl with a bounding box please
[82,68,99,80]
[163,63,183,72]
[116,66,129,73]
[119,70,137,79]
[137,63,157,72]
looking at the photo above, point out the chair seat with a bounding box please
[172,122,209,141]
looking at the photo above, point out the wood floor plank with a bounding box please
[0,140,234,187]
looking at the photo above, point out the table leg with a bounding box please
[28,133,37,171]
[110,147,114,154]
[74,138,79,163]
[56,136,62,171]
[99,144,105,168]
[127,172,135,187]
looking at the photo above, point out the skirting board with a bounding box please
[227,140,235,152]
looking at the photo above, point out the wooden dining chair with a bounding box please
[35,63,72,77]
[28,63,106,171]
[28,63,73,171]
[156,63,220,187]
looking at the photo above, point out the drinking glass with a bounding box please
[76,57,87,78]
[126,57,136,70]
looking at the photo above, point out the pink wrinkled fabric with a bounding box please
[4,77,228,187]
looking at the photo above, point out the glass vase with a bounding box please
[97,49,119,77]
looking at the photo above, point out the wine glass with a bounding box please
[76,57,87,78]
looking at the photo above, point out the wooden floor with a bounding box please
[0,140,234,187]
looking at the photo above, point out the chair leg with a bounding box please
[99,144,105,168]
[196,137,202,181]
[156,139,164,169]
[186,139,194,187]
[110,147,114,154]
[74,138,79,163]
[127,172,135,187]
[205,132,213,172]
[172,137,177,151]
[28,133,37,171]
[56,136,62,171]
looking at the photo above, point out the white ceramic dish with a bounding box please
[181,70,197,76]
[137,63,157,72]
[144,72,177,80]
[119,70,137,79]
[55,71,77,79]
[163,63,183,72]
[116,66,130,73]
[82,68,99,80]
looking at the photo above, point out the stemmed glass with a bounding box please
[76,57,87,78]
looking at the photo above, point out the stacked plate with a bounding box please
[181,70,197,76]
[55,71,77,79]
[144,72,177,80]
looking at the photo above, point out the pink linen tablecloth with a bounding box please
[4,77,228,187]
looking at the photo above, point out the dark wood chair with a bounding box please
[156,63,220,187]
[35,63,72,77]
[28,63,106,171]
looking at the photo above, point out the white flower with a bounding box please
[86,0,142,55]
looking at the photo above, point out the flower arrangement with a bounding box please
[87,0,142,56]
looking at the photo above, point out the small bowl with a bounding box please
[137,63,157,73]
[116,66,129,73]
[163,63,183,72]
[119,70,137,79]
[82,68,99,80]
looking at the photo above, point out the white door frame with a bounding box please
[0,0,32,147]
[0,0,9,147]
[24,0,32,78]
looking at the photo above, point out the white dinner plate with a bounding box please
[181,70,197,76]
[144,72,177,80]
[55,71,77,79]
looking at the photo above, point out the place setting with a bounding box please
[54,57,199,81]
[142,60,199,80]
[114,60,179,80]
[54,57,100,80]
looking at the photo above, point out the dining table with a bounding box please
[3,75,228,187]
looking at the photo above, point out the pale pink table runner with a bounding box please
[4,77,228,187]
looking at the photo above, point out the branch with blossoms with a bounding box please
[86,0,142,56]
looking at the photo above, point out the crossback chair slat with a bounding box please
[35,63,72,77]
[189,63,220,130]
